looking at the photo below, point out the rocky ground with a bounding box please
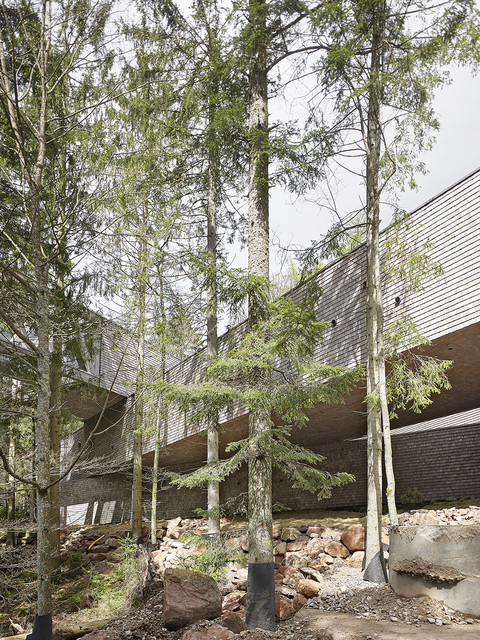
[2,505,480,640]
[72,506,480,640]
[76,559,480,640]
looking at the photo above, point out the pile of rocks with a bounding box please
[149,518,367,622]
[60,529,129,565]
[398,505,480,526]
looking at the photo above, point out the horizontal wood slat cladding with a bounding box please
[65,170,479,464]
[151,169,480,451]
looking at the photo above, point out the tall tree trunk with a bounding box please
[50,136,69,566]
[49,263,64,568]
[6,410,16,547]
[150,409,162,545]
[30,418,36,522]
[379,350,397,524]
[206,92,220,536]
[33,210,53,627]
[363,0,388,584]
[132,210,147,540]
[151,265,167,545]
[31,5,53,630]
[245,0,274,630]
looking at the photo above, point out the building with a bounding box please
[60,168,480,525]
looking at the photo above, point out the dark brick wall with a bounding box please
[60,424,480,523]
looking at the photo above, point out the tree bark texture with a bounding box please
[6,417,16,547]
[151,264,167,544]
[206,101,220,535]
[132,211,147,540]
[49,306,63,570]
[245,0,275,630]
[364,0,388,582]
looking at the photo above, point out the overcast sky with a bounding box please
[268,62,480,275]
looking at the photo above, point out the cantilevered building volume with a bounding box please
[60,168,480,526]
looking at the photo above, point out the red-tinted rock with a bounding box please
[217,612,248,633]
[222,590,246,612]
[286,536,309,552]
[292,593,308,611]
[282,569,303,588]
[87,553,107,562]
[340,526,366,552]
[163,568,222,630]
[104,537,121,548]
[167,516,183,539]
[295,578,321,598]
[306,526,323,537]
[182,624,233,640]
[306,538,325,558]
[89,544,110,554]
[275,596,296,620]
[325,541,350,558]
[322,527,342,541]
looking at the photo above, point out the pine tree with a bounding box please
[0,0,116,629]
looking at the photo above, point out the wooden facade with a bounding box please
[60,168,480,524]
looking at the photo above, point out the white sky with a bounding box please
[268,62,480,275]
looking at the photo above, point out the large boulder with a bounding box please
[322,527,342,541]
[286,535,309,552]
[306,526,323,537]
[284,552,309,568]
[292,593,308,612]
[341,526,366,553]
[163,568,222,630]
[166,516,183,539]
[281,527,302,542]
[217,612,247,633]
[306,538,325,558]
[222,590,246,613]
[347,550,365,569]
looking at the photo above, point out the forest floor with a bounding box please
[71,559,480,640]
[1,499,479,640]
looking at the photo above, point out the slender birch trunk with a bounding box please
[151,265,167,545]
[364,0,388,583]
[245,0,275,630]
[132,207,147,540]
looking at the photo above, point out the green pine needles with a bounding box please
[154,275,364,502]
